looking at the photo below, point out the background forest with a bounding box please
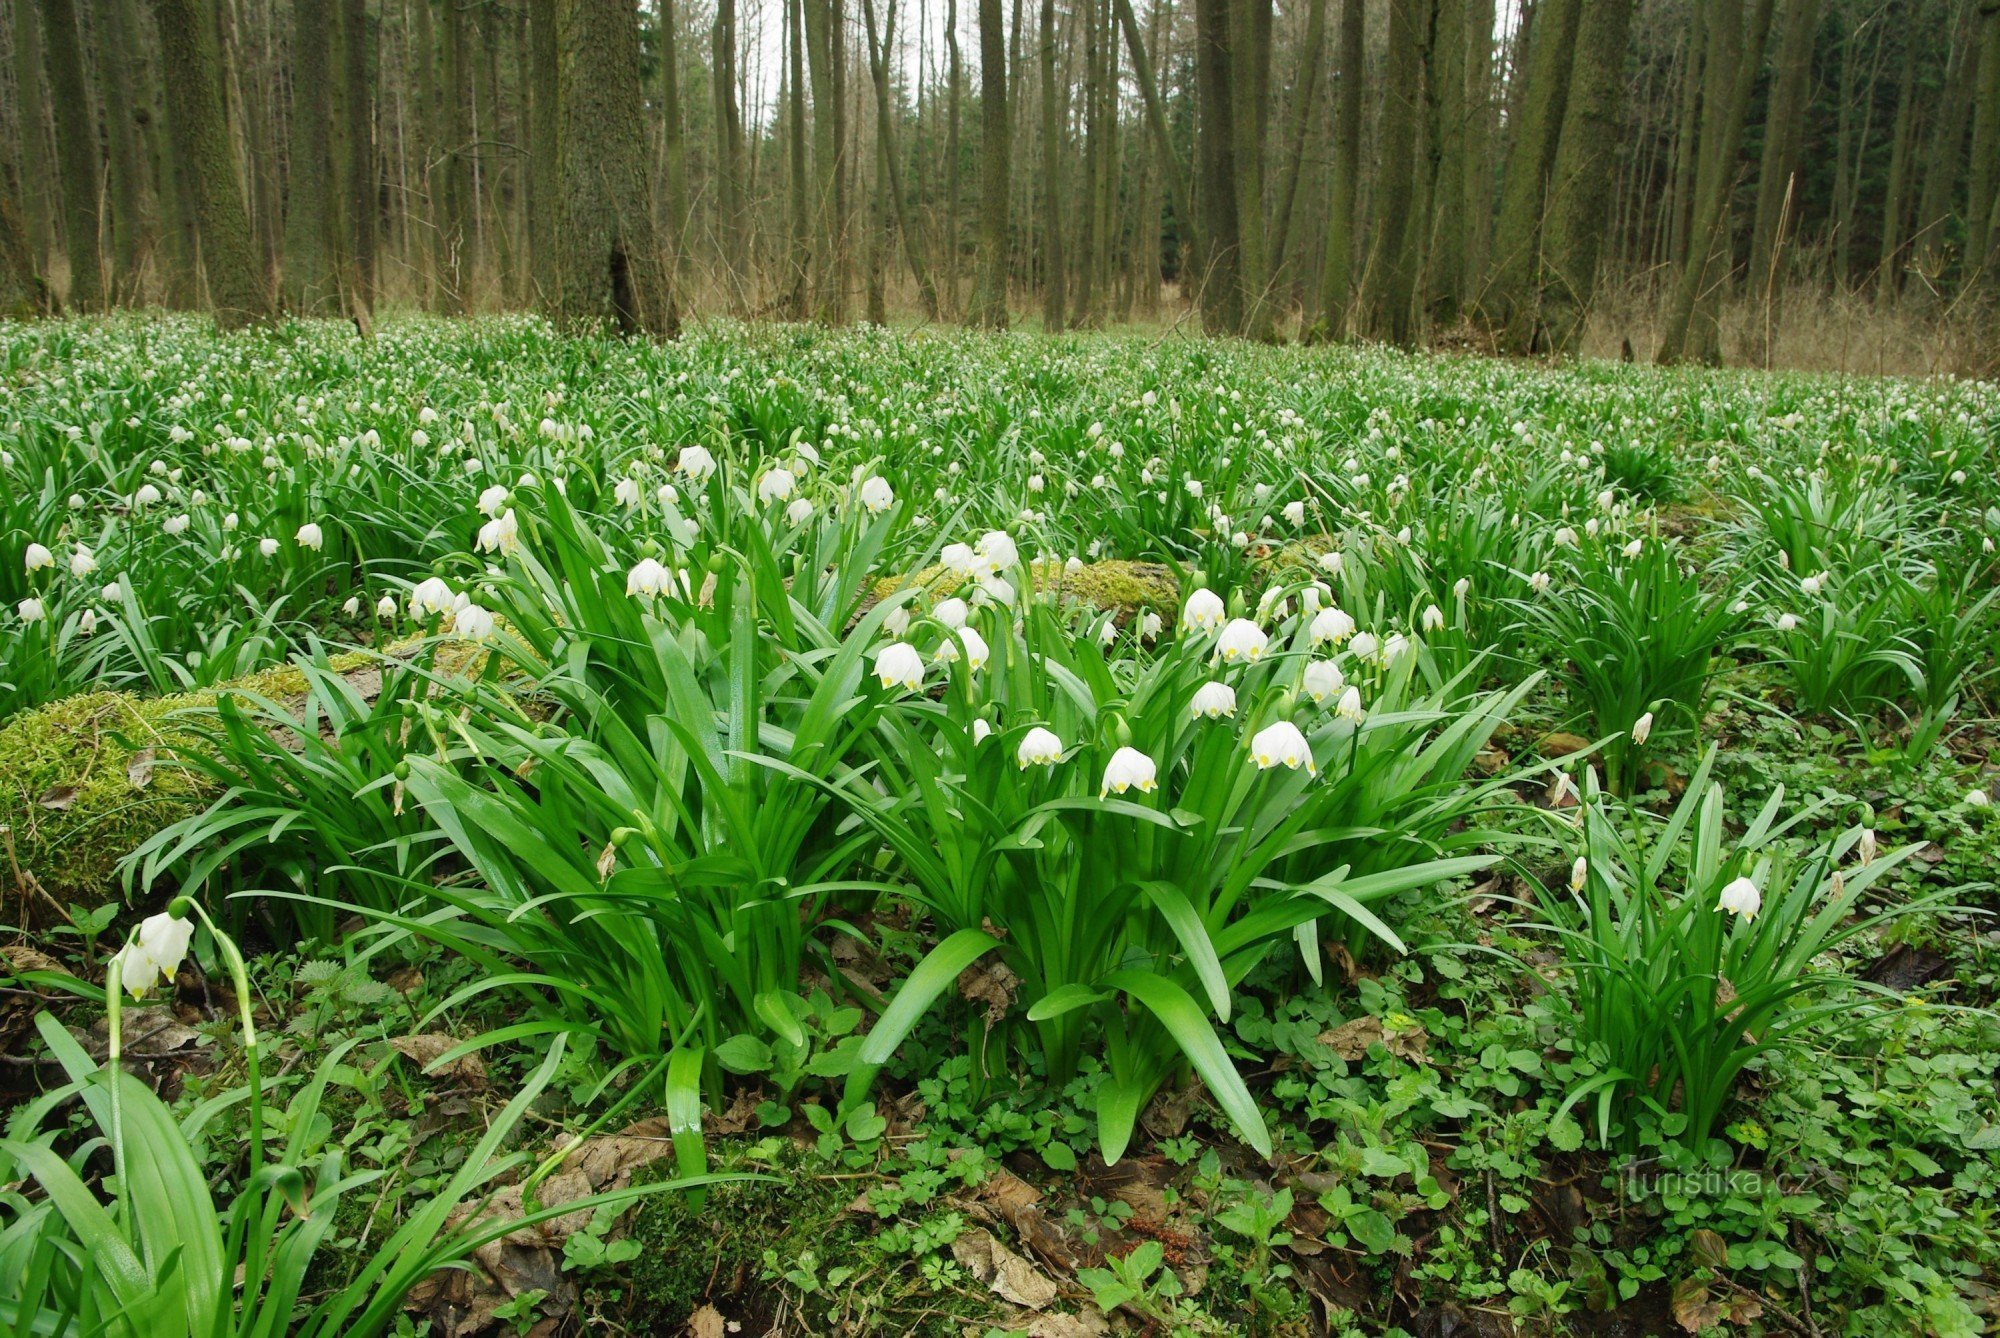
[1,0,1997,367]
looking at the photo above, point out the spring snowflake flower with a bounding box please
[409,576,458,619]
[1631,712,1654,745]
[77,608,97,635]
[476,508,520,555]
[1776,613,1799,632]
[933,597,969,630]
[1250,721,1315,774]
[1017,726,1064,768]
[1191,681,1237,719]
[69,544,96,578]
[1421,604,1444,632]
[626,558,676,598]
[971,718,993,745]
[1303,660,1345,704]
[376,593,398,620]
[1182,588,1226,632]
[1800,572,1827,597]
[1528,571,1551,594]
[134,483,161,508]
[17,597,45,623]
[1350,630,1380,662]
[786,497,815,525]
[1283,500,1307,527]
[756,468,797,503]
[451,602,497,640]
[941,542,981,577]
[614,477,643,508]
[1716,875,1761,921]
[1138,611,1164,640]
[856,472,896,508]
[1967,787,1992,810]
[256,537,279,558]
[296,522,324,551]
[1553,526,1577,547]
[1215,619,1268,664]
[1319,550,1343,576]
[23,543,53,573]
[1101,747,1159,796]
[478,484,510,517]
[678,445,717,480]
[1622,539,1644,559]
[977,530,1019,572]
[1858,828,1877,865]
[113,911,195,999]
[1310,606,1356,647]
[1334,685,1365,722]
[874,641,925,691]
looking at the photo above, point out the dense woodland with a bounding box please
[1,0,1997,365]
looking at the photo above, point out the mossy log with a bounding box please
[869,558,1181,628]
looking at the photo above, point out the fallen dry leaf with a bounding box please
[1318,1016,1384,1060]
[686,1304,728,1338]
[1024,1311,1110,1337]
[389,1034,488,1085]
[3,945,72,977]
[37,784,79,811]
[958,957,1020,1024]
[126,748,156,790]
[953,1228,1061,1309]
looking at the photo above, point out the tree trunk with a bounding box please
[286,0,339,312]
[1539,0,1638,353]
[1361,0,1422,343]
[1113,0,1196,289]
[970,0,1010,326]
[1482,0,1579,344]
[1875,18,1918,302]
[553,0,675,336]
[1037,0,1066,328]
[154,0,272,327]
[945,0,963,313]
[9,0,57,272]
[1967,0,2000,282]
[1462,0,1494,301]
[1310,0,1363,339]
[1655,0,1777,363]
[786,0,810,318]
[1664,5,1705,268]
[1425,0,1467,326]
[1911,1,1977,291]
[1192,0,1240,331]
[803,0,848,321]
[862,0,938,315]
[528,0,558,304]
[713,0,748,309]
[1746,0,1820,306]
[0,188,51,316]
[442,0,473,306]
[39,0,104,309]
[96,0,151,298]
[1267,0,1327,284]
[1230,0,1275,338]
[340,0,375,317]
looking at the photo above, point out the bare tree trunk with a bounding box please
[155,0,273,326]
[970,0,1010,326]
[1876,15,1918,302]
[0,188,50,315]
[9,0,57,272]
[1664,5,1704,273]
[442,0,472,306]
[1655,0,1776,363]
[1310,0,1363,339]
[1910,1,1976,293]
[286,0,339,312]
[1968,0,2000,282]
[945,0,963,314]
[658,0,691,286]
[1268,0,1327,289]
[96,0,151,298]
[1192,0,1240,331]
[529,0,558,304]
[1539,0,1637,353]
[1113,0,1197,287]
[1425,0,1467,326]
[862,0,938,315]
[342,0,374,316]
[553,0,675,335]
[1037,0,1065,328]
[40,0,104,308]
[1361,0,1422,343]
[786,0,810,317]
[1746,0,1820,306]
[1462,0,1494,301]
[713,0,748,309]
[1483,0,1578,344]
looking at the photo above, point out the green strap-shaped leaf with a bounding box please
[857,928,1002,1067]
[1104,970,1272,1159]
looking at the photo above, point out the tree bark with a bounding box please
[1746,0,1821,306]
[1539,0,1638,353]
[1310,0,1364,339]
[96,0,151,298]
[154,0,273,327]
[1875,17,1918,302]
[39,0,104,309]
[1192,0,1240,331]
[286,0,340,312]
[553,0,675,336]
[1113,0,1197,288]
[1037,0,1065,328]
[1361,0,1423,343]
[862,0,938,316]
[529,0,559,303]
[1483,0,1579,343]
[9,0,57,272]
[1267,0,1327,284]
[340,0,375,317]
[970,0,1010,326]
[1967,0,2000,282]
[712,0,748,309]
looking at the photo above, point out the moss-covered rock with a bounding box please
[870,557,1180,628]
[0,664,321,923]
[0,641,486,923]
